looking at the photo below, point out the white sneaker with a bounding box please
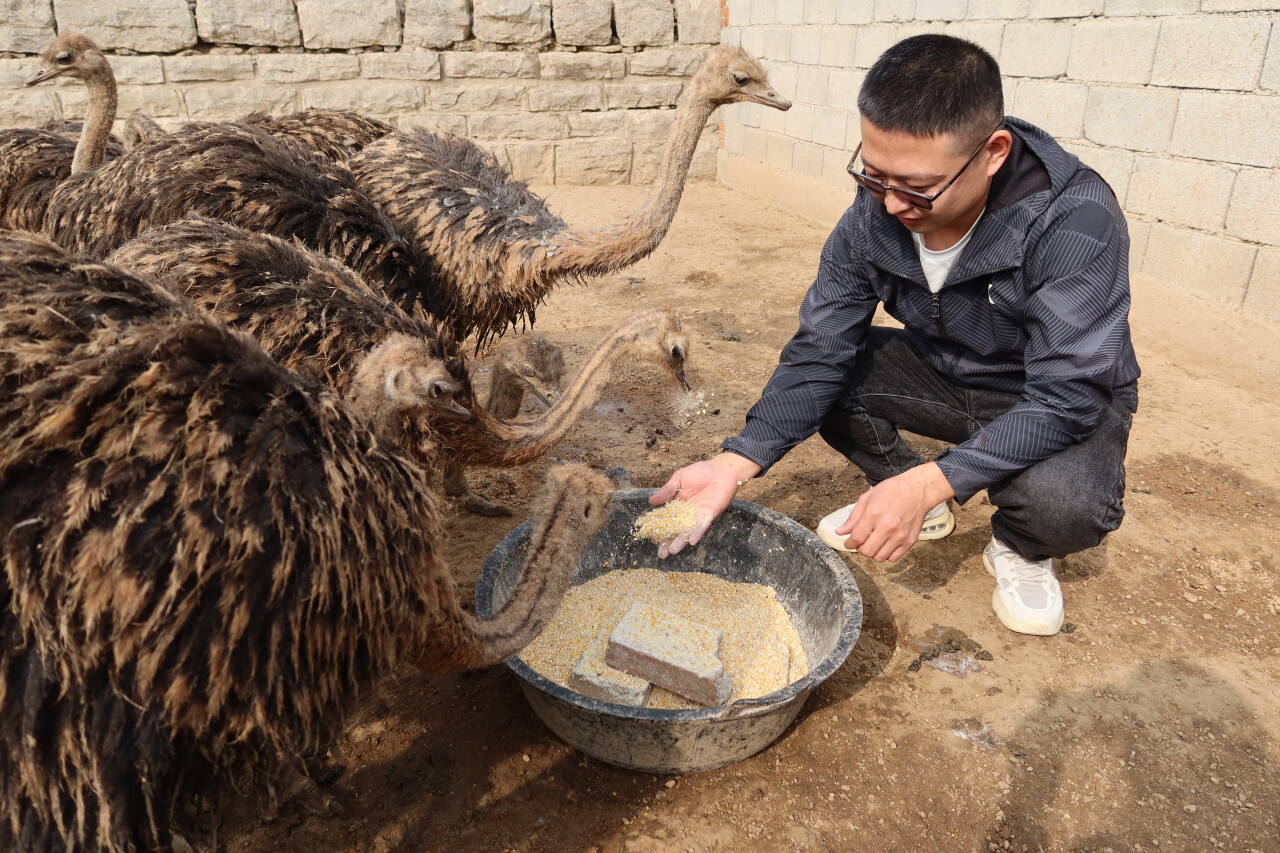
[983,537,1065,636]
[815,500,955,553]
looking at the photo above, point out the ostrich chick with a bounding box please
[445,334,567,516]
[0,230,614,851]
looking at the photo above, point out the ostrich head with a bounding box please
[494,334,566,408]
[691,45,792,112]
[28,34,110,86]
[630,310,692,393]
[351,333,471,421]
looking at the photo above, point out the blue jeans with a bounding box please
[818,327,1134,561]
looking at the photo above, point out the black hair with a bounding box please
[857,34,1003,150]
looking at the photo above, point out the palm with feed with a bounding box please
[649,452,761,557]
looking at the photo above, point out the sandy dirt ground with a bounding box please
[227,183,1280,853]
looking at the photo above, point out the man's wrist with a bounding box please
[711,451,762,484]
[911,461,956,506]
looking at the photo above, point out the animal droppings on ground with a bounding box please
[518,568,807,709]
[631,500,699,542]
[907,628,993,677]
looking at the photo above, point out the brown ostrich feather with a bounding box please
[242,107,393,163]
[110,216,471,467]
[0,132,94,231]
[0,231,611,850]
[348,127,569,344]
[40,122,452,321]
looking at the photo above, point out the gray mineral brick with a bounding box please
[605,601,732,707]
[569,635,652,706]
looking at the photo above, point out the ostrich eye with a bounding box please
[55,51,73,65]
[731,71,750,86]
[583,504,592,519]
[520,364,535,376]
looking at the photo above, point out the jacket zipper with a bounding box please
[930,292,947,334]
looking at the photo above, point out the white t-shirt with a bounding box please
[912,209,985,294]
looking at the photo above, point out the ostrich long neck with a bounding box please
[71,68,117,174]
[445,318,651,467]
[545,93,718,279]
[421,477,600,670]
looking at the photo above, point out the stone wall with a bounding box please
[718,1,1280,321]
[0,0,724,184]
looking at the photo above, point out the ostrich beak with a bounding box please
[744,89,791,111]
[27,67,62,86]
[443,399,472,418]
[518,376,554,409]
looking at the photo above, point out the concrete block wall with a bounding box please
[718,1,1280,320]
[0,0,725,185]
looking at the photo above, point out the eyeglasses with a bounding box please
[846,130,997,211]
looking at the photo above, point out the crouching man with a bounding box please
[651,34,1139,636]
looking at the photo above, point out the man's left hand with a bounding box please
[836,462,956,562]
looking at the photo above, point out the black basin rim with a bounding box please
[476,488,864,723]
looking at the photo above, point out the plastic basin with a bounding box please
[474,489,863,774]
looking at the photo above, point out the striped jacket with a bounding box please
[722,117,1140,503]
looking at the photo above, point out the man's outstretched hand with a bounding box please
[835,462,955,562]
[649,452,762,558]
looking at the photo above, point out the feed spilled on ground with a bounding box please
[632,500,699,542]
[520,568,808,709]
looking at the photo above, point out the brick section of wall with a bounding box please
[0,0,723,185]
[719,3,1280,320]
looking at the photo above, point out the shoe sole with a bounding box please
[816,505,956,554]
[982,553,1065,636]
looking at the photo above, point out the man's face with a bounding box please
[856,117,1008,236]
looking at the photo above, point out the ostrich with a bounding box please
[242,107,394,162]
[486,334,567,417]
[39,120,447,324]
[120,112,164,147]
[0,230,613,850]
[433,308,693,469]
[346,45,790,344]
[443,333,566,515]
[0,34,121,231]
[110,219,689,511]
[109,216,471,457]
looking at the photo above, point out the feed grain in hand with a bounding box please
[632,500,699,543]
